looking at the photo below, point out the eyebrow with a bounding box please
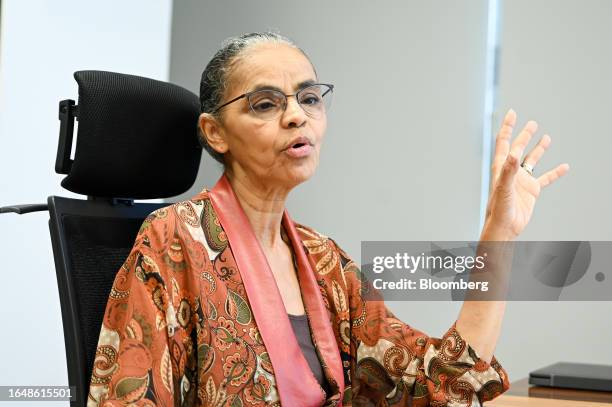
[249,79,317,94]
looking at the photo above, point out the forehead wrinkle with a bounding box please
[229,70,315,99]
[229,46,317,95]
[248,79,317,94]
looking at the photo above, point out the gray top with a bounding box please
[288,313,330,396]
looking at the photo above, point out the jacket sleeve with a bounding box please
[329,239,510,407]
[87,209,199,407]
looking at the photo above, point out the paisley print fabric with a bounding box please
[87,185,509,406]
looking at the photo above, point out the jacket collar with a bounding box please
[208,172,344,405]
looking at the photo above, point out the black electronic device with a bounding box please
[529,362,612,392]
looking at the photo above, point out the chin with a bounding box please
[285,164,317,186]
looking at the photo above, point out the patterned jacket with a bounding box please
[88,179,509,407]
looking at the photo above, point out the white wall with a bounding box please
[492,0,612,381]
[0,0,172,403]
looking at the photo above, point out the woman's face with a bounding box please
[203,43,327,192]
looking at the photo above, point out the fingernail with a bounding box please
[527,120,538,130]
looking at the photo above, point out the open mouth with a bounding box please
[284,140,313,158]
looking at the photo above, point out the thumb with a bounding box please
[497,152,519,192]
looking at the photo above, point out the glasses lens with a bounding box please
[298,84,333,118]
[248,90,285,120]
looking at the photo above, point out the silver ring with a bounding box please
[521,161,534,176]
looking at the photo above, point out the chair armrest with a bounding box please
[0,203,49,214]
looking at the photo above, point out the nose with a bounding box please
[280,95,307,128]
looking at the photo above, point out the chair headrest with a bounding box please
[60,70,202,199]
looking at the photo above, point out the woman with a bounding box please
[87,32,569,406]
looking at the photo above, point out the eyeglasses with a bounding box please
[211,83,334,121]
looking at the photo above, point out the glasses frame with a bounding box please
[210,83,334,120]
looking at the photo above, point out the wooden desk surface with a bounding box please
[485,378,612,406]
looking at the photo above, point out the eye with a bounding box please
[299,93,322,105]
[252,99,279,112]
[250,90,283,113]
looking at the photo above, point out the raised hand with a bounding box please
[483,109,570,240]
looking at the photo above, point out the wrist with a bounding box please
[480,220,516,242]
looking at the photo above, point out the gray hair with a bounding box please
[198,31,315,165]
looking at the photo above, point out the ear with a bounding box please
[198,113,229,154]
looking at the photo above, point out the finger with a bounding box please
[538,163,570,188]
[510,119,538,159]
[522,134,552,167]
[492,109,517,180]
[498,151,520,192]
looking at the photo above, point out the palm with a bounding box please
[484,110,569,239]
[509,167,539,235]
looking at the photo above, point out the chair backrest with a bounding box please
[48,70,201,406]
[48,197,166,406]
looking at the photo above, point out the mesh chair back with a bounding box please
[48,70,201,406]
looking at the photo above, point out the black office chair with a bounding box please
[0,70,202,406]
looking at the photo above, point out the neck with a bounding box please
[224,170,290,250]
